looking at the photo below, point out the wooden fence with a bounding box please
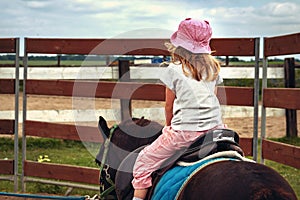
[1,32,299,195]
[19,37,259,191]
[2,34,299,193]
[261,32,300,168]
[0,38,19,192]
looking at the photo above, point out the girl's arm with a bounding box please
[165,87,175,126]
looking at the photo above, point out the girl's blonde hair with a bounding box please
[165,42,220,81]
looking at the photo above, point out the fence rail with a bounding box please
[0,119,14,134]
[25,120,101,143]
[0,38,17,53]
[0,79,15,94]
[264,32,300,57]
[24,38,257,56]
[0,160,14,175]
[24,161,100,185]
[262,140,300,169]
[263,88,300,109]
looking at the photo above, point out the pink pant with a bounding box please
[132,125,225,189]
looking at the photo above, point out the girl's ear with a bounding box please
[98,116,110,138]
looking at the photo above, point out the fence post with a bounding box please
[14,38,20,192]
[284,58,297,137]
[21,38,29,192]
[252,37,260,161]
[57,54,61,67]
[118,60,132,121]
[225,56,229,66]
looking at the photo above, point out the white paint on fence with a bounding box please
[0,65,286,123]
[0,106,284,123]
[0,66,285,79]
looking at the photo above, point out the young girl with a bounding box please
[132,18,225,200]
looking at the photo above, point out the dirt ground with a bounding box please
[1,93,299,138]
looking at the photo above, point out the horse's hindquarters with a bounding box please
[177,161,297,200]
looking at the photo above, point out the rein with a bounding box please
[99,124,118,199]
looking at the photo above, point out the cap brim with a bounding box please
[170,31,211,54]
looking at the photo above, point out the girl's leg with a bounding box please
[133,189,148,199]
[132,126,205,199]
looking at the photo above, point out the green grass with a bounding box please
[265,159,299,197]
[0,137,299,198]
[271,136,300,146]
[0,137,100,197]
[262,137,300,198]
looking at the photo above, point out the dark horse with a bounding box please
[95,116,297,200]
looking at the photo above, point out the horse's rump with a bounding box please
[177,161,297,200]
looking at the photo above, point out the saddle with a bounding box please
[179,128,244,162]
[115,129,244,200]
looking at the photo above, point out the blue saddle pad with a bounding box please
[151,157,236,200]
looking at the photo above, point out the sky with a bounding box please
[1,0,300,57]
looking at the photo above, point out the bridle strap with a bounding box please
[99,124,118,199]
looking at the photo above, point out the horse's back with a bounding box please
[178,161,297,200]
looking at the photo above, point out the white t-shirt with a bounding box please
[160,63,223,131]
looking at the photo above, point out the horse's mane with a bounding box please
[113,117,163,151]
[120,117,151,127]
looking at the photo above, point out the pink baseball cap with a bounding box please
[170,18,212,54]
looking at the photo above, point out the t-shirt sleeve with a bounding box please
[159,64,178,92]
[216,74,223,85]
